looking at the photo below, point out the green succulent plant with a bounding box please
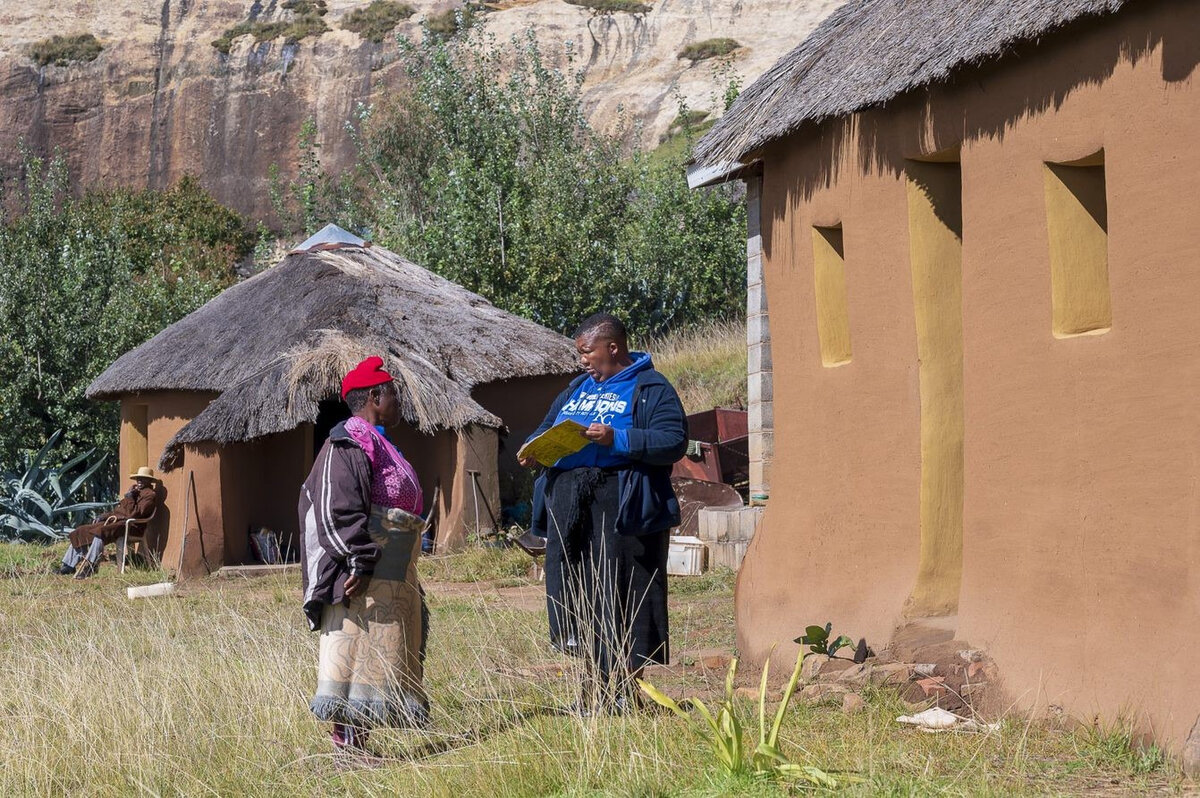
[795,622,857,658]
[0,430,111,542]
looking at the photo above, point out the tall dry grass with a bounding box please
[0,554,1180,795]
[645,321,747,414]
[0,564,719,796]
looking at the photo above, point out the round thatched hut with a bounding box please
[86,225,577,575]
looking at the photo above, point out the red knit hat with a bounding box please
[340,356,394,399]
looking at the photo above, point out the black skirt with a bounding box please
[544,467,670,678]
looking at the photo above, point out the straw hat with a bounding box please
[129,466,160,482]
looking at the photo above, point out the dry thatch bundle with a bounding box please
[86,231,578,470]
[694,0,1129,168]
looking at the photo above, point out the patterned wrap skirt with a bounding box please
[309,505,429,729]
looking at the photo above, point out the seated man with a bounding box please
[58,466,161,579]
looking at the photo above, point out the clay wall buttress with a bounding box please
[902,159,965,619]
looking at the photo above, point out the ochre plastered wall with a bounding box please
[435,424,501,552]
[117,392,518,570]
[737,122,925,657]
[386,423,498,553]
[386,424,455,538]
[118,392,218,579]
[473,373,576,508]
[737,0,1200,747]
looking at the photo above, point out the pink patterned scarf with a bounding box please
[343,416,423,515]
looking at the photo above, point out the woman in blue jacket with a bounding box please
[520,313,687,713]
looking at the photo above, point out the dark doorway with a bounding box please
[313,398,351,458]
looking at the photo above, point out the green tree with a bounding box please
[0,155,252,476]
[337,26,745,339]
[268,117,366,236]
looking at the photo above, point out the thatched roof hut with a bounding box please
[691,0,1130,181]
[88,225,577,469]
[88,225,577,571]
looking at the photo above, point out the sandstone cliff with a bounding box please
[0,0,839,220]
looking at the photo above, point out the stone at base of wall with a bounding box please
[1184,717,1200,778]
[696,506,763,570]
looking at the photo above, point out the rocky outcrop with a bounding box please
[0,0,840,219]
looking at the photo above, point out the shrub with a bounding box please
[564,0,652,14]
[268,118,367,236]
[672,109,710,128]
[282,14,331,44]
[0,155,252,478]
[425,6,485,38]
[212,12,329,54]
[795,622,857,658]
[678,37,740,63]
[280,0,327,14]
[267,27,746,339]
[214,22,267,54]
[342,0,416,43]
[29,34,103,67]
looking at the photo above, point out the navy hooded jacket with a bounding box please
[527,366,688,535]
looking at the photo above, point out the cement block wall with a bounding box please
[746,174,774,504]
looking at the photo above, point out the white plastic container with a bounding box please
[667,535,708,576]
[127,582,177,600]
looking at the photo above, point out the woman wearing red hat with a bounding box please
[298,356,428,758]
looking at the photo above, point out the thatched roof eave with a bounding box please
[693,0,1132,169]
[87,236,578,469]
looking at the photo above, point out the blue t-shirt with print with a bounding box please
[551,352,653,469]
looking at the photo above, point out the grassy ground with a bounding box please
[646,321,747,413]
[0,544,1183,795]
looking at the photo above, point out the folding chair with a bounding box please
[116,509,158,574]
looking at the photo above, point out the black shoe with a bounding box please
[512,531,547,557]
[73,560,96,580]
[57,564,76,576]
[606,694,631,717]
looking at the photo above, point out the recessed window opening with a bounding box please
[811,224,852,367]
[1044,150,1110,337]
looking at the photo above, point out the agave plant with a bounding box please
[638,646,859,787]
[0,430,112,542]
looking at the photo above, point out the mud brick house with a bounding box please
[690,0,1200,750]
